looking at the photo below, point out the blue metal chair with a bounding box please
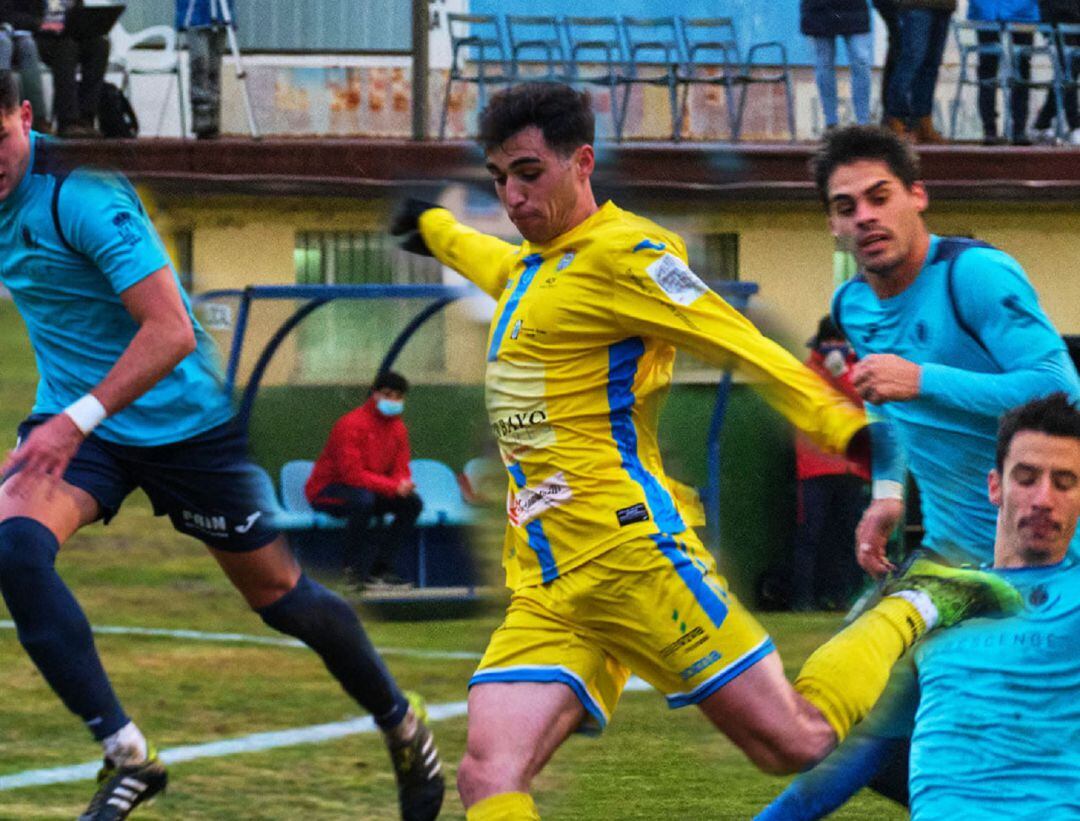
[279,459,346,529]
[674,16,741,141]
[1056,23,1080,140]
[411,458,475,527]
[562,16,626,139]
[506,15,569,84]
[1004,22,1066,140]
[616,17,680,141]
[949,20,1010,140]
[439,13,514,140]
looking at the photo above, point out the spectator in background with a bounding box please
[793,316,870,611]
[968,0,1039,145]
[176,0,233,138]
[802,0,874,132]
[883,0,955,143]
[0,4,49,131]
[30,0,108,138]
[306,371,423,589]
[872,0,901,123]
[1032,0,1080,144]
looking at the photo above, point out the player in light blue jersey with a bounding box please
[759,126,1080,817]
[0,73,443,820]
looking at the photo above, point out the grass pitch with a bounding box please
[0,300,905,819]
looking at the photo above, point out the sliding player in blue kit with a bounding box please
[0,72,442,820]
[759,125,1080,817]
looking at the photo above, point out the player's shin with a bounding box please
[793,596,923,741]
[0,516,130,739]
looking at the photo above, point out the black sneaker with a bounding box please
[78,751,167,820]
[386,694,444,821]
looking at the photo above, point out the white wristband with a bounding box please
[63,394,108,436]
[872,479,904,501]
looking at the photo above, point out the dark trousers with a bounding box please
[1034,35,1080,130]
[313,485,423,578]
[35,32,109,128]
[976,30,1032,138]
[792,474,868,610]
[885,8,952,120]
[872,0,901,120]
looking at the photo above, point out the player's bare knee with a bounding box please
[457,749,525,805]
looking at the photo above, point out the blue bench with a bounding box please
[272,458,476,587]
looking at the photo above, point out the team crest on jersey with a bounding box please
[914,320,929,345]
[556,251,576,271]
[113,212,141,247]
[511,320,522,340]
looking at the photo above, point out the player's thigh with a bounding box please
[589,533,774,710]
[696,649,834,770]
[471,581,631,734]
[0,474,99,542]
[465,681,586,781]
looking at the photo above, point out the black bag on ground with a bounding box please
[97,82,139,139]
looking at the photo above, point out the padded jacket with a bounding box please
[800,0,872,36]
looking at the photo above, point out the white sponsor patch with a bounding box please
[508,471,572,527]
[645,253,708,306]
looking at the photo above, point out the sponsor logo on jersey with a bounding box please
[660,625,706,659]
[181,509,228,537]
[616,502,650,526]
[486,359,556,455]
[507,471,572,526]
[556,251,576,271]
[679,650,722,681]
[645,253,707,306]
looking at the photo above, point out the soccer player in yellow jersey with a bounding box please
[390,84,1022,820]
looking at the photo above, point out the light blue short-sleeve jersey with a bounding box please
[833,235,1080,564]
[909,558,1080,819]
[0,132,233,446]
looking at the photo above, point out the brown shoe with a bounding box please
[885,117,911,140]
[914,116,947,145]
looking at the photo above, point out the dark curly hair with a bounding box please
[478,83,595,157]
[810,125,921,208]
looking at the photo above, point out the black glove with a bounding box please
[389,198,440,257]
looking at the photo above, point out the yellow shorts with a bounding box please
[470,532,774,731]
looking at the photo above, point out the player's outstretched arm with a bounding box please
[1,267,195,483]
[390,198,518,299]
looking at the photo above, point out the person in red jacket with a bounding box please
[793,316,871,610]
[306,371,423,588]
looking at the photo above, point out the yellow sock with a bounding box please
[466,792,541,821]
[794,595,926,741]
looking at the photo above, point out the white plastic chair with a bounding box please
[108,23,186,137]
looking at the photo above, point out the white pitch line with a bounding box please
[0,701,469,792]
[0,620,482,660]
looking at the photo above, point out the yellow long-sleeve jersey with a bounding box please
[419,201,865,590]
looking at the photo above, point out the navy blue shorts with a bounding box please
[16,414,279,552]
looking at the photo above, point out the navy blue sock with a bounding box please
[257,574,409,729]
[0,517,129,741]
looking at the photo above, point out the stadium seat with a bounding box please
[506,15,569,84]
[278,459,347,530]
[562,16,626,138]
[677,16,795,141]
[461,456,504,504]
[439,13,514,140]
[674,16,741,141]
[411,458,475,526]
[108,22,186,137]
[617,17,680,141]
[1004,22,1068,139]
[949,20,1008,139]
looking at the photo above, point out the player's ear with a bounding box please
[575,143,595,178]
[988,469,1003,508]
